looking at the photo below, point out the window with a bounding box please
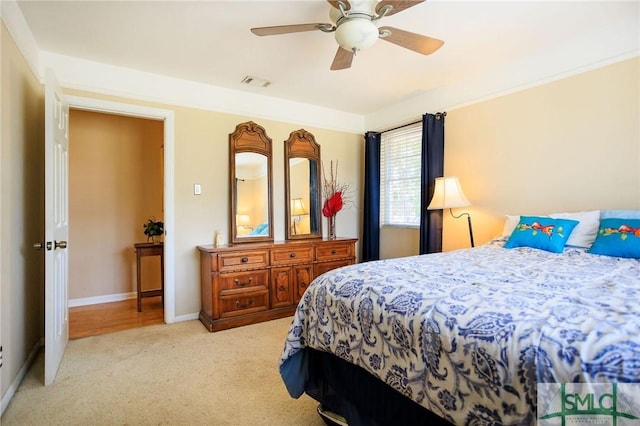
[380,124,422,227]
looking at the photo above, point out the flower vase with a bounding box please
[328,215,336,240]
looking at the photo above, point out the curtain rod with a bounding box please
[379,112,447,135]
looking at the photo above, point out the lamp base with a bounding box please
[450,209,475,248]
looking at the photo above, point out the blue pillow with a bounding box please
[504,216,579,253]
[588,218,640,259]
[601,210,640,220]
[249,222,269,236]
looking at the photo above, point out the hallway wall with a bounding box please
[69,110,163,302]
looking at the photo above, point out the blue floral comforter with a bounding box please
[279,239,640,425]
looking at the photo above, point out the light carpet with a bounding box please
[1,317,324,425]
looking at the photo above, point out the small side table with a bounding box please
[134,242,164,312]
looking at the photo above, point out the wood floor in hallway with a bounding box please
[69,297,164,340]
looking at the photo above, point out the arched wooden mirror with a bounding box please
[229,121,273,244]
[285,129,322,240]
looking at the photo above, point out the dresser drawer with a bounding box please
[219,290,269,318]
[271,245,314,266]
[315,259,352,277]
[219,270,269,295]
[315,242,353,261]
[218,250,269,272]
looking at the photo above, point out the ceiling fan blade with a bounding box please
[251,23,331,36]
[376,0,425,16]
[378,26,444,55]
[330,47,354,70]
[327,0,351,11]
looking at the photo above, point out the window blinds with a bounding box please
[380,124,422,227]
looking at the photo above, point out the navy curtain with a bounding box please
[362,132,381,262]
[419,113,445,254]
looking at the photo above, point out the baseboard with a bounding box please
[0,339,42,416]
[68,292,136,307]
[173,312,199,323]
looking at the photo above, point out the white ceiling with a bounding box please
[15,0,640,116]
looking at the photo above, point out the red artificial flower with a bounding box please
[322,191,343,217]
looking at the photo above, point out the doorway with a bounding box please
[67,109,164,338]
[64,96,176,330]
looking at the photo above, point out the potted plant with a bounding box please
[143,217,164,243]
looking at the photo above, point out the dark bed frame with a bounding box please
[303,348,454,426]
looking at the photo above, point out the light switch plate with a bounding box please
[194,184,201,195]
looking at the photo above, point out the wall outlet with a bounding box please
[194,184,201,195]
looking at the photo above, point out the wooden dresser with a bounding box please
[197,238,357,332]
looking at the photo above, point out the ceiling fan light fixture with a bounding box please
[334,18,378,53]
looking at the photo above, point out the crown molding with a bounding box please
[2,0,364,134]
[1,0,40,82]
[366,13,640,130]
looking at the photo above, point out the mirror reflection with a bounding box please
[289,159,320,236]
[229,121,273,244]
[285,130,322,240]
[235,153,269,238]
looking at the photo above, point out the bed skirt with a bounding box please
[283,348,453,426]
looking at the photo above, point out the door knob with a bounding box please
[34,242,54,250]
[54,240,68,249]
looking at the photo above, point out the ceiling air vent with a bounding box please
[241,76,271,88]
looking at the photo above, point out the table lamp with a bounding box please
[291,198,307,235]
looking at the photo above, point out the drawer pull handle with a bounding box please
[234,277,253,287]
[289,252,296,258]
[331,249,337,255]
[279,285,286,291]
[241,257,249,263]
[236,298,254,309]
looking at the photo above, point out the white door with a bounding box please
[44,69,70,386]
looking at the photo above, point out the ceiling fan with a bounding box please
[250,0,444,70]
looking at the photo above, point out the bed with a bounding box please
[279,211,640,425]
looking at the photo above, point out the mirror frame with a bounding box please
[229,121,274,244]
[285,129,322,241]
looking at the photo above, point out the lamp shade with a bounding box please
[291,198,307,216]
[236,214,252,226]
[427,176,471,210]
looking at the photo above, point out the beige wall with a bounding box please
[380,227,420,259]
[444,57,639,251]
[63,90,363,317]
[1,23,44,402]
[68,110,163,300]
[381,57,640,257]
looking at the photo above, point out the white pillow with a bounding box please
[501,215,520,237]
[501,210,600,248]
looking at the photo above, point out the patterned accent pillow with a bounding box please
[600,210,640,219]
[501,210,600,248]
[588,218,640,259]
[504,216,579,253]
